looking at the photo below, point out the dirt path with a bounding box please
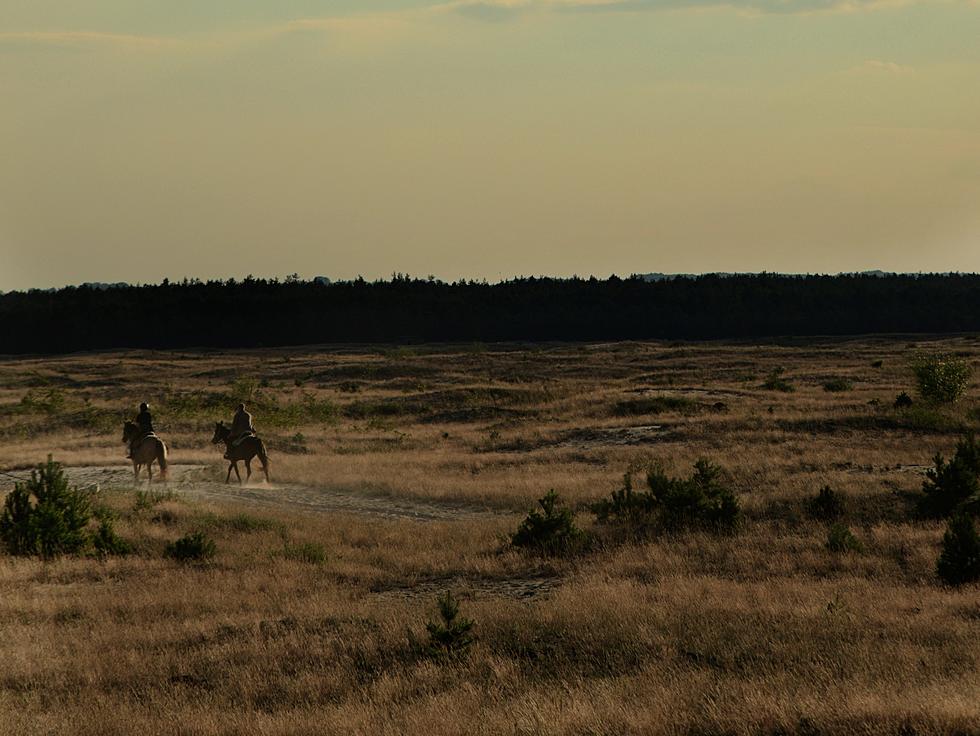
[2,464,508,523]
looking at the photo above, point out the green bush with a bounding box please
[134,488,176,510]
[936,515,980,586]
[762,368,795,393]
[808,485,846,521]
[920,435,980,518]
[91,508,131,556]
[511,490,588,556]
[0,457,91,558]
[164,532,216,562]
[422,591,474,660]
[894,392,914,408]
[613,396,699,416]
[826,523,863,553]
[282,541,326,564]
[592,460,739,534]
[822,378,853,393]
[911,353,971,404]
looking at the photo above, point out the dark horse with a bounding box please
[122,421,168,483]
[211,422,270,484]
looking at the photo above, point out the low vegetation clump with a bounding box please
[164,531,216,562]
[911,352,972,404]
[762,368,795,393]
[936,514,980,586]
[134,487,176,510]
[592,460,739,534]
[91,508,131,556]
[281,541,327,564]
[920,435,980,518]
[1,457,93,557]
[893,391,914,408]
[808,485,846,521]
[613,395,699,416]
[826,523,863,553]
[511,490,588,556]
[418,591,475,660]
[822,378,853,392]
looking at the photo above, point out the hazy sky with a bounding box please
[2,1,979,290]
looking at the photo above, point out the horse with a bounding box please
[211,421,270,484]
[121,421,168,483]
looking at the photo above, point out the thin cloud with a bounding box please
[851,59,916,74]
[0,30,175,50]
[0,15,417,55]
[444,0,927,19]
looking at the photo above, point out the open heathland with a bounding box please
[1,337,979,735]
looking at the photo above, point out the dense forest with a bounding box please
[2,273,979,354]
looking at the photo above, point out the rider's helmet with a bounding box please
[237,403,246,411]
[139,402,149,411]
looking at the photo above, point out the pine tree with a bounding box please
[0,456,91,557]
[424,591,475,659]
[937,515,980,586]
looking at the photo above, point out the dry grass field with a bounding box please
[1,337,979,735]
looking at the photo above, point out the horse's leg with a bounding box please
[226,463,234,484]
[132,460,139,482]
[232,462,242,484]
[157,443,168,482]
[259,448,270,483]
[147,462,153,484]
[245,458,252,484]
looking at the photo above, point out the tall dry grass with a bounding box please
[1,338,978,734]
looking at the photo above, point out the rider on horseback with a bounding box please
[127,402,154,458]
[225,403,255,460]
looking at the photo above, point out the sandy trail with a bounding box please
[1,464,507,523]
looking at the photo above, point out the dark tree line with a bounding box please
[2,273,979,354]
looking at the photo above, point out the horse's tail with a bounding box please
[157,440,169,480]
[257,439,270,480]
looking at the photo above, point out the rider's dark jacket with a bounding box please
[136,409,154,436]
[231,408,254,439]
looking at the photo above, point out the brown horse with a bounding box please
[211,422,270,484]
[122,421,168,483]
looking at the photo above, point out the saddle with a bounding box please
[231,431,256,449]
[127,432,157,458]
[133,432,157,445]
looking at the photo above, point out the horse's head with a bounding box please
[211,422,229,445]
[121,420,137,444]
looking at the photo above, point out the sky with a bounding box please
[1,0,979,291]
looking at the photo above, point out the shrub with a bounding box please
[422,591,474,660]
[0,457,91,558]
[911,353,971,404]
[282,541,326,564]
[762,368,795,393]
[822,378,853,393]
[511,490,588,556]
[164,532,216,562]
[91,508,131,556]
[592,460,739,534]
[590,472,658,526]
[223,513,278,533]
[920,435,980,518]
[936,515,980,586]
[134,488,176,510]
[808,485,846,521]
[613,396,699,416]
[826,523,863,553]
[894,392,914,408]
